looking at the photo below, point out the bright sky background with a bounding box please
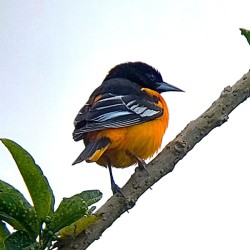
[1,1,250,249]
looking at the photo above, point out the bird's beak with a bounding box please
[156,81,184,93]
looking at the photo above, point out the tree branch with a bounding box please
[58,70,250,250]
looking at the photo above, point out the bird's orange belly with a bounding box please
[94,115,168,168]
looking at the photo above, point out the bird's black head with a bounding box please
[103,61,183,93]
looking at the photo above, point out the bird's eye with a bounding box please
[147,74,156,81]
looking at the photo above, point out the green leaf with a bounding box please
[47,190,102,234]
[58,214,100,239]
[0,191,39,239]
[240,28,250,45]
[0,222,10,240]
[0,222,10,249]
[70,190,102,206]
[48,196,88,234]
[48,190,102,236]
[0,180,27,199]
[0,139,55,222]
[56,190,102,238]
[3,230,33,250]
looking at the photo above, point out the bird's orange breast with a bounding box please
[85,88,169,168]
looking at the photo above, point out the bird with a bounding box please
[72,62,183,194]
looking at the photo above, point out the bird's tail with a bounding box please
[72,137,111,165]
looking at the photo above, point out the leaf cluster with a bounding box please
[0,139,102,250]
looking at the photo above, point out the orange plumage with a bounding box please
[84,88,169,168]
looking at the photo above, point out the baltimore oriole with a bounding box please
[72,62,183,194]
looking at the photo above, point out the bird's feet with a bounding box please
[111,182,125,197]
[126,151,149,176]
[137,157,147,171]
[108,163,136,210]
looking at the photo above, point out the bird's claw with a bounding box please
[111,183,125,197]
[127,151,148,172]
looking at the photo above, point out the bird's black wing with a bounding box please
[73,92,163,141]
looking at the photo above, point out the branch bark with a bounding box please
[58,70,250,250]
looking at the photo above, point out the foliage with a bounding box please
[0,139,102,250]
[240,28,250,45]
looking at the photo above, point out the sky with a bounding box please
[0,1,250,249]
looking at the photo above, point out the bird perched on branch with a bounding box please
[72,62,183,194]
